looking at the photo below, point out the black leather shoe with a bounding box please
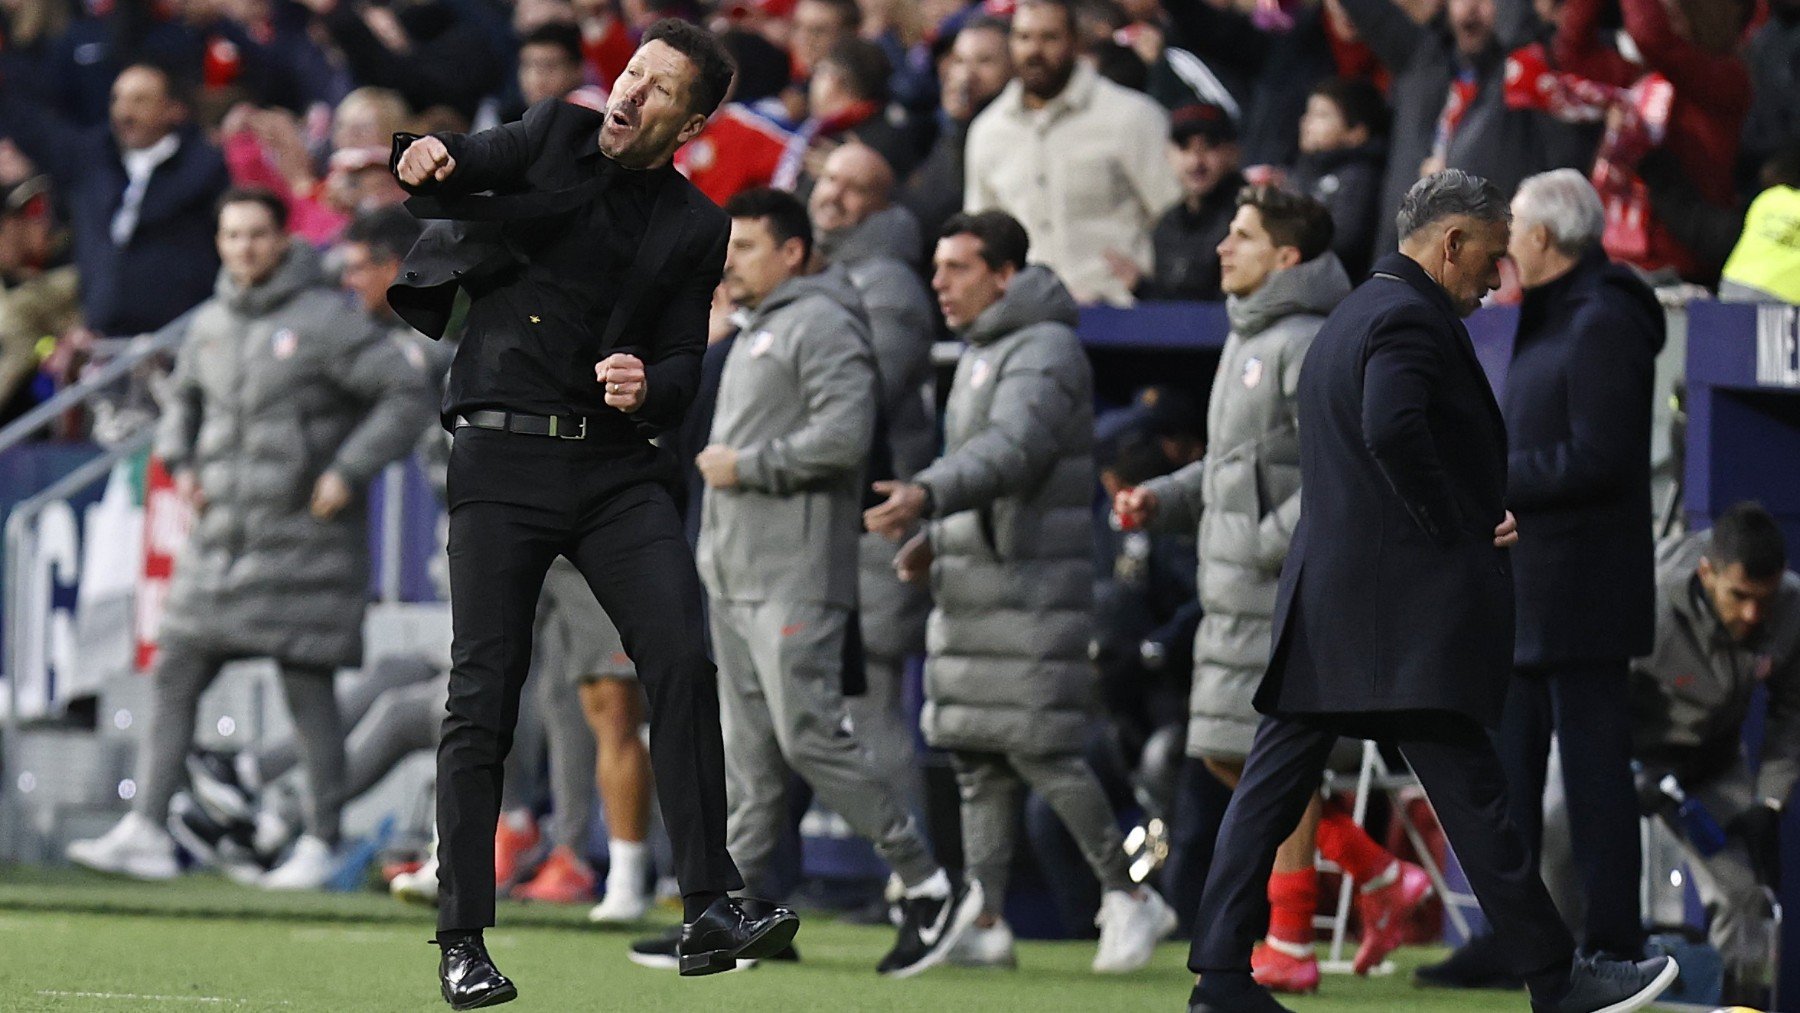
[1187,974,1296,1012]
[677,896,801,976]
[1414,932,1526,990]
[436,937,517,1009]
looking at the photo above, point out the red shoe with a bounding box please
[513,846,596,904]
[1251,940,1320,994]
[494,813,540,888]
[1353,860,1434,975]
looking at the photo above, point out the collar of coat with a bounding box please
[1370,250,1465,325]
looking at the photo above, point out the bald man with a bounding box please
[809,144,937,815]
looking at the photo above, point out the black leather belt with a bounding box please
[455,409,590,439]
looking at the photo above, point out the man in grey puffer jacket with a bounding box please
[693,189,956,978]
[1117,188,1427,989]
[810,143,937,813]
[67,189,435,884]
[867,210,1175,974]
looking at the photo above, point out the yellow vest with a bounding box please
[1722,185,1800,303]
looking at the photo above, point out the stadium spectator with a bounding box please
[1553,0,1754,282]
[1719,146,1800,304]
[1631,505,1800,1008]
[1164,0,1337,169]
[1117,102,1244,302]
[299,0,506,124]
[0,176,78,427]
[65,188,435,885]
[865,209,1177,973]
[775,38,917,189]
[809,144,936,814]
[0,62,229,337]
[515,23,610,121]
[1336,0,1575,259]
[1419,168,1664,989]
[901,16,1013,244]
[1116,187,1428,992]
[671,187,955,976]
[963,0,1179,306]
[1742,0,1800,182]
[1286,77,1389,279]
[780,0,862,123]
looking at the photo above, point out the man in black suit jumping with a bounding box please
[390,20,796,1008]
[1182,170,1676,1013]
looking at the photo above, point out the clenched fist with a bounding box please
[596,353,647,413]
[396,136,456,187]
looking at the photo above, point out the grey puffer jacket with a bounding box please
[915,266,1096,756]
[820,205,938,658]
[154,244,437,669]
[1141,253,1351,759]
[697,268,876,609]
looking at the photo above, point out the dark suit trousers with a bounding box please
[1499,660,1645,957]
[1188,711,1575,982]
[437,427,742,932]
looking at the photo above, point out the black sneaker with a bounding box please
[186,749,258,825]
[1531,955,1678,1013]
[166,792,267,883]
[877,880,983,978]
[1187,973,1296,1012]
[626,926,799,972]
[1415,932,1526,990]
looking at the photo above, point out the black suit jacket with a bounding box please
[1258,252,1515,727]
[388,99,728,431]
[1505,249,1665,667]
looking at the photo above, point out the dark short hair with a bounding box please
[1237,185,1334,262]
[799,0,862,32]
[216,187,289,232]
[939,210,1030,272]
[641,18,737,119]
[520,22,583,66]
[1310,77,1390,138]
[819,38,892,104]
[1015,0,1078,35]
[342,205,422,263]
[118,59,197,113]
[960,14,1012,40]
[1708,502,1788,582]
[725,187,814,262]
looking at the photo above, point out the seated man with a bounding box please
[1631,503,1800,1006]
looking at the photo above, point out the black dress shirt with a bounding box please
[448,151,666,422]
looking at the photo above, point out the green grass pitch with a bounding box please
[0,866,1537,1011]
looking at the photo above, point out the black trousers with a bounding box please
[1500,660,1645,958]
[437,427,742,932]
[1188,710,1575,982]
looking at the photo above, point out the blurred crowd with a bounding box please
[8,0,1800,1004]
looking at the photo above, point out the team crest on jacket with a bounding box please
[970,358,992,389]
[271,329,299,360]
[748,330,775,357]
[1242,356,1264,389]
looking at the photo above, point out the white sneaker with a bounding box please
[948,918,1017,968]
[587,887,650,923]
[1092,887,1176,973]
[391,854,439,907]
[259,835,337,891]
[66,813,180,880]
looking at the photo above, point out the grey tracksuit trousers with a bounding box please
[951,749,1135,918]
[712,598,937,893]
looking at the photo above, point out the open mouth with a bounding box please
[610,109,635,130]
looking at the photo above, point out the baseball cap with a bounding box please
[1170,103,1237,146]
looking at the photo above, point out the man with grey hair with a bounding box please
[1419,168,1666,989]
[1184,170,1677,1013]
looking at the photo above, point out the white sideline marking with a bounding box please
[35,991,290,1006]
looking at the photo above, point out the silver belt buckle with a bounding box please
[553,415,587,440]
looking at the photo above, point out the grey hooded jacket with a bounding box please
[819,205,938,658]
[915,266,1096,756]
[1140,253,1352,758]
[1632,530,1800,806]
[697,268,877,609]
[153,243,437,669]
